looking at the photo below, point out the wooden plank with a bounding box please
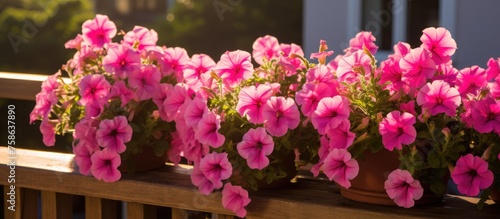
[40,191,72,219]
[21,188,39,219]
[41,191,56,219]
[0,71,70,101]
[213,213,234,219]
[1,146,500,219]
[4,186,21,219]
[171,208,186,219]
[127,202,157,219]
[85,196,102,219]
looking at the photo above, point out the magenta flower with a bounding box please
[456,66,487,97]
[451,154,494,196]
[184,97,209,127]
[95,116,133,154]
[323,148,359,189]
[236,84,274,124]
[252,35,281,65]
[486,57,500,81]
[389,42,411,59]
[326,120,355,149]
[109,80,136,107]
[400,48,436,88]
[73,141,97,176]
[384,169,424,208]
[191,162,221,195]
[199,152,233,184]
[160,47,190,81]
[167,131,183,165]
[262,96,300,137]
[310,136,331,177]
[379,58,405,94]
[222,183,251,218]
[237,127,274,170]
[195,111,225,148]
[305,65,338,88]
[90,149,121,183]
[416,80,461,116]
[74,118,99,147]
[346,31,378,55]
[81,14,116,48]
[214,50,254,88]
[64,34,83,50]
[30,92,55,124]
[433,64,458,87]
[310,40,334,64]
[162,84,189,122]
[311,96,350,135]
[378,111,416,151]
[296,83,336,117]
[471,97,500,134]
[78,74,111,106]
[128,64,161,100]
[122,26,158,51]
[399,100,417,116]
[40,120,55,147]
[184,54,216,90]
[280,43,304,75]
[102,44,141,79]
[336,50,372,83]
[420,27,457,65]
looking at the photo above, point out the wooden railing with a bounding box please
[1,72,499,219]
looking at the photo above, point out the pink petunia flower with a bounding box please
[40,120,55,147]
[471,97,500,134]
[389,42,411,60]
[109,80,136,107]
[122,26,158,51]
[102,44,141,79]
[336,50,372,83]
[305,65,338,88]
[311,95,350,135]
[486,57,500,81]
[78,74,111,106]
[236,84,274,124]
[433,64,458,87]
[30,92,56,124]
[90,149,121,183]
[400,48,436,88]
[152,84,173,120]
[420,27,457,65]
[222,183,251,218]
[184,97,209,127]
[65,34,83,50]
[416,80,461,117]
[310,40,334,65]
[296,82,336,117]
[252,35,281,65]
[280,43,304,75]
[195,111,225,148]
[451,154,494,196]
[184,54,216,90]
[128,64,161,100]
[322,148,359,189]
[74,118,99,148]
[95,116,133,154]
[262,96,300,137]
[399,100,417,116]
[214,50,254,88]
[384,169,424,208]
[326,120,355,149]
[345,31,378,55]
[167,131,183,165]
[310,136,331,177]
[191,162,221,195]
[199,152,233,184]
[81,14,116,48]
[160,47,190,81]
[378,111,416,151]
[73,141,97,176]
[456,66,487,98]
[162,84,189,122]
[237,127,274,170]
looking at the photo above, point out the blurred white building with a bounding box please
[304,0,500,68]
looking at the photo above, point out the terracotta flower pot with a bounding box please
[119,146,168,173]
[340,149,446,206]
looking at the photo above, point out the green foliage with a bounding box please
[0,0,94,73]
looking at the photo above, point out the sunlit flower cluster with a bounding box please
[31,14,500,216]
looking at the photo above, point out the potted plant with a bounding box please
[305,27,500,209]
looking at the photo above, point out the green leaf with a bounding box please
[430,180,445,195]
